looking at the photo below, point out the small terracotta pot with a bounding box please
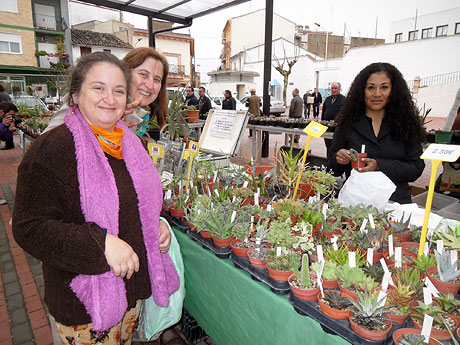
[312,223,321,237]
[383,248,417,268]
[393,232,412,243]
[186,109,199,123]
[162,204,172,213]
[338,284,358,301]
[385,310,410,325]
[288,273,321,301]
[245,165,274,175]
[426,265,460,296]
[247,248,267,268]
[349,314,391,341]
[362,249,384,265]
[241,196,254,206]
[323,229,341,239]
[290,216,298,227]
[392,328,437,345]
[411,315,458,340]
[200,230,212,238]
[170,207,185,221]
[351,153,368,170]
[398,242,421,254]
[311,272,338,289]
[211,236,234,247]
[230,239,249,257]
[188,222,196,231]
[317,292,350,320]
[267,266,293,281]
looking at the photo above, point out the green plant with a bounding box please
[301,168,337,196]
[267,219,295,248]
[265,248,295,271]
[200,200,240,239]
[388,278,415,306]
[410,301,449,328]
[274,143,303,187]
[35,50,48,56]
[232,187,254,200]
[292,222,315,254]
[363,265,384,283]
[393,267,423,301]
[349,148,359,162]
[390,212,411,234]
[273,199,304,218]
[311,260,337,280]
[413,254,436,273]
[435,250,460,282]
[434,293,460,315]
[349,290,393,331]
[336,265,378,294]
[435,227,460,250]
[166,91,190,140]
[324,244,366,267]
[321,289,353,310]
[397,334,430,345]
[291,253,311,288]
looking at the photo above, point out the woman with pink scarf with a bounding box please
[13,52,179,344]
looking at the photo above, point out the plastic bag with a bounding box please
[133,228,185,342]
[338,169,396,211]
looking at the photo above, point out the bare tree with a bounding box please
[273,42,300,105]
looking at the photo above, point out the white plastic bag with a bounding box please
[338,169,396,211]
[133,228,185,341]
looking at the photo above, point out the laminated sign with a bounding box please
[209,110,236,138]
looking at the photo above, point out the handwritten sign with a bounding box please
[420,144,460,162]
[209,110,236,138]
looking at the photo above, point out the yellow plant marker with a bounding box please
[185,141,200,190]
[418,144,460,256]
[147,142,164,165]
[292,121,328,200]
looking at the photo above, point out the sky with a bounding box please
[71,0,459,82]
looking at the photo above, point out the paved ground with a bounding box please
[0,116,447,344]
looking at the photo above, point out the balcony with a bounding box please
[168,64,185,75]
[34,13,61,31]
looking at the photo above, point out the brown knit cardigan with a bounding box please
[12,125,152,326]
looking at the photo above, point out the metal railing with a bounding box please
[168,64,185,75]
[408,71,460,88]
[33,13,61,30]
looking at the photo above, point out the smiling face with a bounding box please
[72,62,127,131]
[364,72,392,115]
[331,83,340,97]
[129,56,163,107]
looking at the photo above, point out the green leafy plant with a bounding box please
[266,248,296,271]
[410,301,450,329]
[336,265,378,294]
[267,219,295,248]
[325,244,366,268]
[291,253,311,288]
[397,334,430,345]
[321,289,353,310]
[292,221,315,254]
[435,227,460,250]
[393,267,423,301]
[311,260,337,281]
[390,212,412,234]
[349,148,359,162]
[232,187,254,200]
[273,199,304,219]
[166,91,190,140]
[434,292,460,315]
[413,254,436,274]
[435,250,460,282]
[349,290,393,331]
[274,143,303,187]
[363,265,384,283]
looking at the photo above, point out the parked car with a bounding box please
[239,95,286,116]
[210,95,246,111]
[11,95,51,113]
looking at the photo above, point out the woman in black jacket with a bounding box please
[327,62,425,204]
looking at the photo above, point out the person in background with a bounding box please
[13,52,179,344]
[0,102,19,150]
[0,85,11,102]
[222,90,236,110]
[198,86,212,119]
[184,86,199,108]
[312,88,322,119]
[327,62,425,204]
[289,88,303,143]
[322,82,346,155]
[247,88,260,138]
[302,89,311,118]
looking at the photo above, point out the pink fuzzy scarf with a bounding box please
[64,107,179,331]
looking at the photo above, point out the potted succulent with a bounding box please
[383,247,418,268]
[410,301,458,340]
[385,278,415,324]
[349,148,367,170]
[393,267,424,304]
[247,225,270,268]
[427,250,460,295]
[317,288,353,320]
[311,260,338,288]
[288,254,321,301]
[413,254,437,276]
[230,206,254,257]
[273,199,304,225]
[265,248,295,281]
[433,292,460,325]
[390,212,412,243]
[186,105,199,123]
[336,265,378,301]
[170,192,187,221]
[392,329,437,345]
[291,222,315,256]
[348,291,394,341]
[232,187,254,206]
[201,200,238,247]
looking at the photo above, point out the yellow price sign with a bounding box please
[147,143,165,165]
[185,141,200,190]
[303,121,328,138]
[417,143,460,257]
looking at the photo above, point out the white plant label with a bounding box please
[368,214,375,229]
[348,251,356,268]
[243,181,248,188]
[267,204,272,212]
[178,181,182,191]
[388,234,394,257]
[257,187,260,196]
[244,237,248,244]
[317,245,324,262]
[197,209,201,215]
[381,272,391,291]
[395,247,402,268]
[360,218,368,233]
[276,247,281,257]
[424,277,440,297]
[207,186,212,197]
[190,179,194,188]
[213,171,217,183]
[231,211,237,223]
[318,276,324,298]
[361,144,366,153]
[331,236,338,251]
[232,196,236,202]
[424,242,429,256]
[423,287,433,305]
[186,188,190,195]
[437,240,444,254]
[380,258,390,275]
[421,315,433,343]
[322,204,328,217]
[254,193,259,206]
[214,189,219,197]
[184,195,189,204]
[451,250,458,270]
[256,239,261,246]
[367,248,374,266]
[377,290,387,308]
[164,190,172,200]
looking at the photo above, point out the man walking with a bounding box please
[222,90,236,110]
[302,89,311,118]
[321,82,345,154]
[312,88,322,119]
[289,88,303,143]
[198,86,212,119]
[247,89,260,138]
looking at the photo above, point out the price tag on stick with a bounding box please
[348,251,356,268]
[317,245,324,262]
[394,247,402,268]
[367,248,374,266]
[423,287,433,305]
[421,315,433,343]
[388,234,394,257]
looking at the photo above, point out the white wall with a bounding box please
[389,7,460,42]
[71,46,131,62]
[156,39,191,76]
[416,81,460,118]
[208,81,256,98]
[231,10,296,57]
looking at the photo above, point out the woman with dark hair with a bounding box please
[13,52,179,343]
[327,62,425,204]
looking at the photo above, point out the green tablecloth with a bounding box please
[173,228,350,345]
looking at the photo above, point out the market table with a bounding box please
[173,228,350,345]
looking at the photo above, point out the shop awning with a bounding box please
[271,79,281,86]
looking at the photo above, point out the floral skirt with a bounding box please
[51,300,141,345]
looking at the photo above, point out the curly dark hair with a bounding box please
[336,62,424,144]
